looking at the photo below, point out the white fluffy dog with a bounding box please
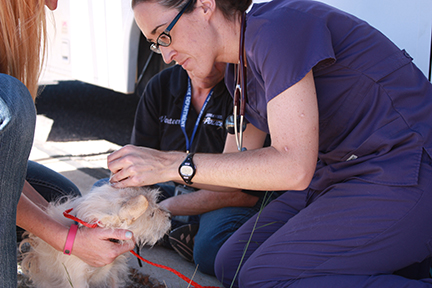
[20,184,171,288]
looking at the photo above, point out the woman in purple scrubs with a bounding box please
[110,0,432,286]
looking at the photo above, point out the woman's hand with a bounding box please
[72,227,135,267]
[108,145,182,188]
[17,191,134,267]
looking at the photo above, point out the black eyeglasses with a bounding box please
[149,0,193,54]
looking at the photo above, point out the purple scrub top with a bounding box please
[225,0,432,190]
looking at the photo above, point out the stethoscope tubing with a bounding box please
[233,12,247,152]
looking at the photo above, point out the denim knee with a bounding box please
[0,73,36,287]
[26,160,81,202]
[0,73,36,200]
[193,233,219,275]
[194,206,257,276]
[0,74,36,139]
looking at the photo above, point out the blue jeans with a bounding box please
[194,197,269,276]
[0,74,36,288]
[26,161,81,202]
[155,182,277,276]
[0,74,81,287]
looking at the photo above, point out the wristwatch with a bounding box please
[178,153,196,184]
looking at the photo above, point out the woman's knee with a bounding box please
[215,249,275,288]
[193,237,220,275]
[26,161,81,201]
[214,240,242,286]
[0,74,36,141]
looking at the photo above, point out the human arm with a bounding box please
[158,189,259,216]
[17,181,135,267]
[21,181,50,209]
[108,70,318,191]
[108,121,268,191]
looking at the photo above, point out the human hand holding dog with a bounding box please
[107,145,247,192]
[108,145,183,188]
[18,190,135,268]
[72,226,135,267]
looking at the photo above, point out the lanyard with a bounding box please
[180,77,214,153]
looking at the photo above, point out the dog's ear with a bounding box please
[119,195,149,224]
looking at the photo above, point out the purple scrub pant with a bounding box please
[215,151,432,287]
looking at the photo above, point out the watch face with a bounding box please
[180,165,194,177]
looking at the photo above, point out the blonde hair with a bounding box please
[0,0,47,101]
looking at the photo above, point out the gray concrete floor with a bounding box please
[29,114,224,288]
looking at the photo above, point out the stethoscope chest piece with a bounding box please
[225,115,247,135]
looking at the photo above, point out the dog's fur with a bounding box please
[20,184,171,288]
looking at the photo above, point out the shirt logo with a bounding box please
[202,113,223,127]
[159,116,181,125]
[159,113,223,127]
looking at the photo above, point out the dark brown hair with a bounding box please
[131,0,252,20]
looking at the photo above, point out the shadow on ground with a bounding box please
[36,81,140,146]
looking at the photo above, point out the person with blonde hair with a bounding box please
[0,1,134,286]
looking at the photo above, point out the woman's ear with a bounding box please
[197,0,216,16]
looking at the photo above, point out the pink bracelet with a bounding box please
[63,224,79,255]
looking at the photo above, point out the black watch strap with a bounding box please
[178,153,196,184]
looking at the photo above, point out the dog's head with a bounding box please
[73,184,171,246]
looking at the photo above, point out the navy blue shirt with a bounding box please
[132,65,233,154]
[226,0,432,190]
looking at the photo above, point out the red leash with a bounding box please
[63,208,99,228]
[64,209,219,288]
[130,250,219,288]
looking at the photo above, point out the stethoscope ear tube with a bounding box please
[225,12,248,152]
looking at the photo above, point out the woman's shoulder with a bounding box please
[247,0,359,34]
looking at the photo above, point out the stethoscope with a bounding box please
[225,12,247,152]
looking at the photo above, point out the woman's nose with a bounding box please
[160,47,175,64]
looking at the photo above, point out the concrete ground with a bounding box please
[29,114,224,288]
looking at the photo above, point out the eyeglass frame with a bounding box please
[149,0,193,54]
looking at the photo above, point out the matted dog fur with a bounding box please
[20,184,171,288]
